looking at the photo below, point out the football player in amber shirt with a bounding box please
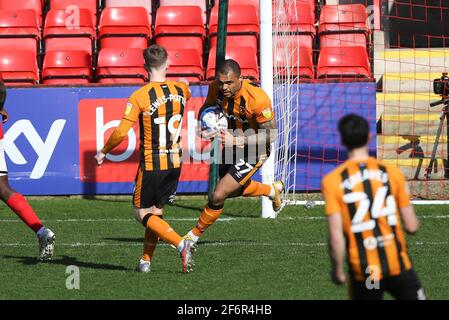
[322,114,425,300]
[184,59,284,246]
[95,45,194,273]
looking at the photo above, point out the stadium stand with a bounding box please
[42,50,92,84]
[207,46,259,81]
[96,48,148,84]
[166,49,204,83]
[154,5,205,57]
[98,7,152,50]
[316,46,371,79]
[0,9,41,58]
[0,49,39,85]
[0,0,375,85]
[43,9,96,56]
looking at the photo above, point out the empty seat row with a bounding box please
[0,4,260,58]
[0,46,260,85]
[274,45,371,79]
[274,3,370,50]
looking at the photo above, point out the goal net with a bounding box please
[376,0,449,199]
[272,0,377,207]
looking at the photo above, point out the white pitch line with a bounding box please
[0,241,447,248]
[0,215,448,224]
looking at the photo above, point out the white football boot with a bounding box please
[37,227,55,261]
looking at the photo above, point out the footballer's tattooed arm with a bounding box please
[221,118,277,148]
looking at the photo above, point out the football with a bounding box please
[200,105,228,135]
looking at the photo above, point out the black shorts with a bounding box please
[219,150,268,186]
[349,269,426,300]
[132,167,181,209]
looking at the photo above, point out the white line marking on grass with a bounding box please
[0,215,448,224]
[0,241,447,248]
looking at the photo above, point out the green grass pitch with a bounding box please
[0,197,447,300]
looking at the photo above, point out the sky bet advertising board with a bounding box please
[3,83,375,195]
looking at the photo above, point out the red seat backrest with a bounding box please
[207,46,258,80]
[0,49,38,82]
[0,9,40,33]
[49,0,98,24]
[209,5,259,34]
[274,44,314,78]
[99,7,151,32]
[159,0,207,23]
[319,4,369,33]
[317,46,371,78]
[272,2,315,34]
[167,49,203,68]
[0,0,42,25]
[43,50,92,69]
[44,9,95,33]
[155,6,204,29]
[97,48,145,68]
[215,0,259,17]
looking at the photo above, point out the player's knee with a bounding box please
[211,190,226,206]
[0,183,14,201]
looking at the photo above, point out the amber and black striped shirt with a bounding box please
[322,157,413,281]
[102,81,191,171]
[201,79,274,132]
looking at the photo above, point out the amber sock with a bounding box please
[143,214,182,248]
[192,204,223,237]
[142,228,159,262]
[243,180,272,198]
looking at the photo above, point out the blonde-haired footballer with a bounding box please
[184,59,284,246]
[322,114,426,300]
[95,45,195,273]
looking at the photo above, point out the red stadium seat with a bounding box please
[159,0,207,24]
[42,50,92,84]
[48,0,98,25]
[316,46,371,79]
[44,9,96,56]
[154,6,205,57]
[0,10,40,58]
[96,48,148,84]
[0,50,39,85]
[209,5,259,52]
[215,0,259,17]
[0,0,43,26]
[272,2,315,50]
[318,4,369,49]
[206,46,258,81]
[166,49,204,83]
[104,0,152,22]
[274,42,314,79]
[98,7,151,50]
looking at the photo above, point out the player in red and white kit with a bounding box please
[0,74,55,261]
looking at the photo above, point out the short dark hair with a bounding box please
[338,114,370,150]
[0,76,6,109]
[143,45,168,71]
[217,59,241,77]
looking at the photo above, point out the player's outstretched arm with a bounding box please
[327,213,346,285]
[400,205,420,234]
[94,118,135,166]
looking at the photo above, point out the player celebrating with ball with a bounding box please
[184,59,284,245]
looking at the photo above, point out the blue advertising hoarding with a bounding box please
[3,82,375,195]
